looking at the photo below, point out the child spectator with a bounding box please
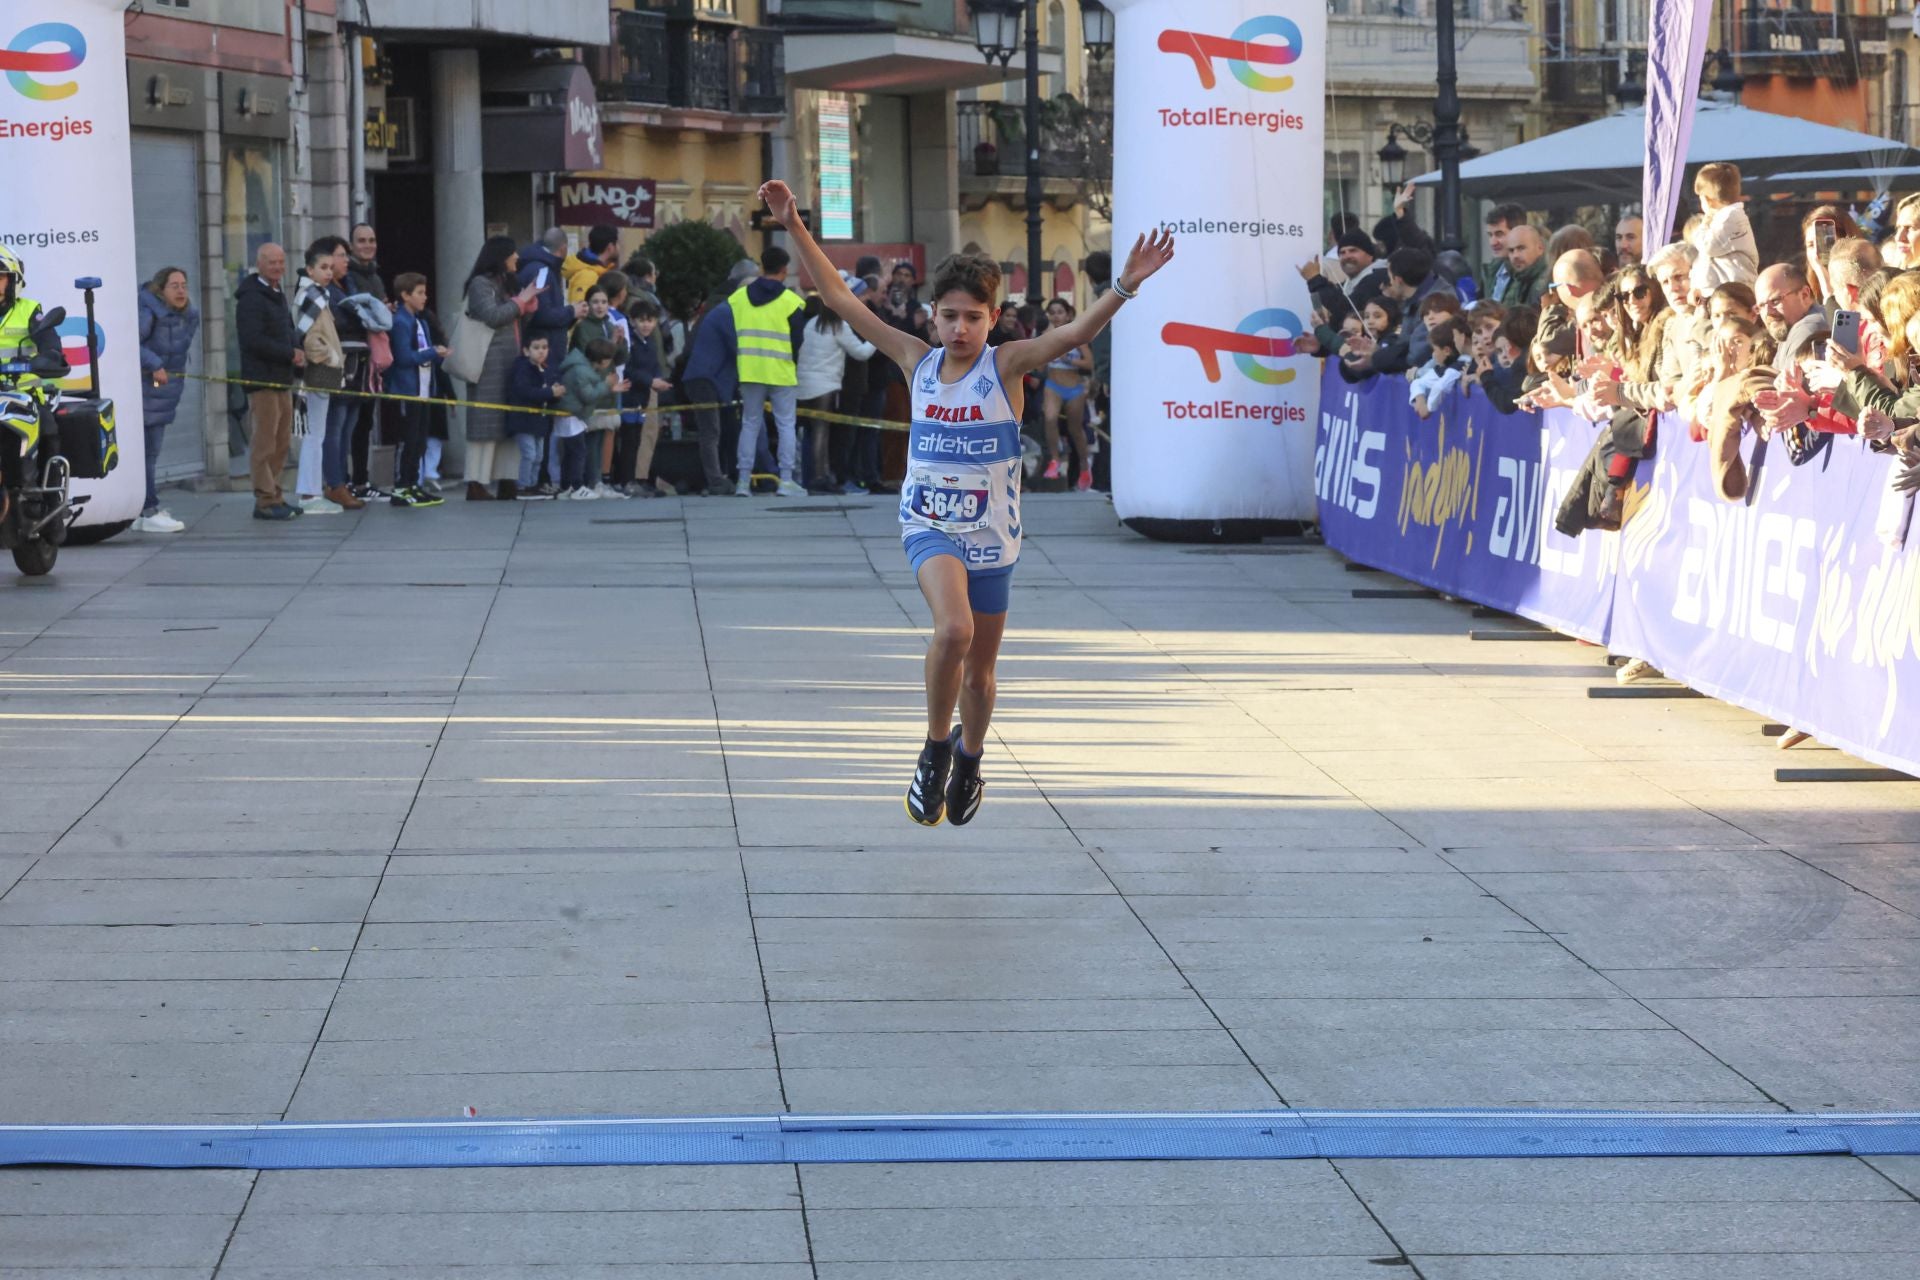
[506,334,564,500]
[386,272,448,509]
[570,284,629,498]
[617,296,676,497]
[1341,298,1400,383]
[555,338,629,500]
[1690,162,1759,291]
[1481,305,1538,413]
[1362,296,1400,342]
[1410,316,1468,418]
[1702,313,1777,500]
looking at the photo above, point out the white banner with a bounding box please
[0,4,143,528]
[1105,0,1324,524]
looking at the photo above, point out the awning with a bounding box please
[784,30,1061,92]
[482,63,602,173]
[1411,102,1920,203]
[1744,165,1920,194]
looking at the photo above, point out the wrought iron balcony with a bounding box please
[597,10,786,115]
[957,98,1110,184]
[1738,6,1891,84]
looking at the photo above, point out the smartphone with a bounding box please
[1832,309,1862,356]
[1814,218,1837,262]
[535,267,550,291]
[1814,339,1830,363]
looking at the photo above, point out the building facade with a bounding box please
[1325,1,1537,255]
[122,0,354,490]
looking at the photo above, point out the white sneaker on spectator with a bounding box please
[299,495,344,516]
[594,483,628,501]
[1615,657,1661,684]
[573,486,600,501]
[734,478,752,497]
[134,510,186,534]
[775,478,806,498]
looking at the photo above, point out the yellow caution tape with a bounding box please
[183,372,1112,445]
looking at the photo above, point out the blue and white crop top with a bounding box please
[899,346,1024,572]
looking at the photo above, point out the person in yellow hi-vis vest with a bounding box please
[0,246,62,495]
[728,246,808,497]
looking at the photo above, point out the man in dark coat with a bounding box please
[234,242,304,519]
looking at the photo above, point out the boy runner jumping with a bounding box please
[758,180,1174,826]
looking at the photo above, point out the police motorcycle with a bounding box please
[0,268,119,577]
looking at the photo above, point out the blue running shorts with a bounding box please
[904,529,1013,615]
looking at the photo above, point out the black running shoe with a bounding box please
[946,733,984,826]
[905,730,956,827]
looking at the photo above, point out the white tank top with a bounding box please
[899,346,1024,572]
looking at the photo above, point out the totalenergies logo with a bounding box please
[2,23,86,101]
[1163,310,1301,386]
[54,315,102,390]
[1158,17,1302,92]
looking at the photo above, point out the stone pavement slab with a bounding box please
[0,490,1914,1276]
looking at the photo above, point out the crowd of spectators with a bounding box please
[1299,165,1920,696]
[212,218,1112,520]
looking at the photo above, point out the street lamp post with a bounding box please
[1432,0,1463,253]
[970,0,1045,304]
[970,1,1114,304]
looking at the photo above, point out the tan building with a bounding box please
[1323,1,1537,253]
[583,1,787,263]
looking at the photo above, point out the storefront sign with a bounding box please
[557,177,657,229]
[0,5,144,528]
[1106,1,1325,526]
[819,96,855,240]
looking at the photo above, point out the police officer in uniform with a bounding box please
[0,247,67,499]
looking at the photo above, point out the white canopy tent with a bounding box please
[1412,102,1920,203]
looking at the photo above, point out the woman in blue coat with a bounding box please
[136,267,201,533]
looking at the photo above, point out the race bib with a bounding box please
[905,464,993,533]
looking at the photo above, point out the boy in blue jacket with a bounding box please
[387,272,448,508]
[507,334,564,500]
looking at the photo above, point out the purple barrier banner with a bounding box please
[1314,366,1920,775]
[1609,428,1920,775]
[1313,365,1615,643]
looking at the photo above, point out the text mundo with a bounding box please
[1156,107,1307,134]
[1164,398,1308,427]
[1675,497,1816,654]
[0,116,93,143]
[1314,391,1383,520]
[559,181,648,221]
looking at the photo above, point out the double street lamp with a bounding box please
[1372,0,1467,253]
[968,1,1114,304]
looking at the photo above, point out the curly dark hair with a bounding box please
[930,253,1003,306]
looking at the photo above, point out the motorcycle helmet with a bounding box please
[0,246,21,309]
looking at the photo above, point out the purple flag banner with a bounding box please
[1643,0,1716,247]
[1316,365,1920,777]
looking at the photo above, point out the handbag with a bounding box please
[446,312,497,385]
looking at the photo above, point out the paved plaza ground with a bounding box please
[0,490,1916,1277]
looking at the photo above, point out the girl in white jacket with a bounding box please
[795,296,878,492]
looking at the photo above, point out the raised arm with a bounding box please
[997,230,1175,381]
[758,180,928,374]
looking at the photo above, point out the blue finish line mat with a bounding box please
[5,1110,1919,1170]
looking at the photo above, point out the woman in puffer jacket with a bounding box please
[136,267,200,533]
[794,292,876,493]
